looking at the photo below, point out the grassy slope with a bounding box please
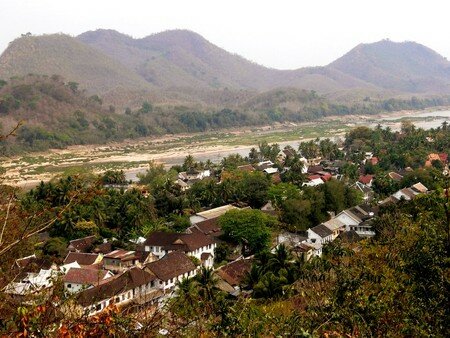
[0,34,152,93]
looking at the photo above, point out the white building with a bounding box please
[143,231,216,267]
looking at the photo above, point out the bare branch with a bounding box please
[0,192,79,257]
[0,194,14,247]
[0,120,24,141]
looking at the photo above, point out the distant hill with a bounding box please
[2,30,450,99]
[329,40,450,93]
[78,29,373,93]
[0,34,152,93]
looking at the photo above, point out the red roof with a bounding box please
[64,268,111,285]
[320,173,332,181]
[439,153,448,163]
[359,175,374,185]
[308,175,321,180]
[370,157,379,165]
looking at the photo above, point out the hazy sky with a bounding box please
[1,0,449,69]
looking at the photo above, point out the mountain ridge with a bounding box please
[1,30,450,99]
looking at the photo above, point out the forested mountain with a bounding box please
[329,40,450,93]
[2,30,450,99]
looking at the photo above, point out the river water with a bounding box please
[125,110,450,182]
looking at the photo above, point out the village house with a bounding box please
[216,257,253,293]
[143,231,216,267]
[144,251,197,292]
[189,204,238,224]
[63,252,103,269]
[176,168,212,190]
[187,216,223,239]
[307,224,334,245]
[77,267,159,315]
[292,242,317,261]
[102,249,140,272]
[358,174,374,187]
[64,267,113,294]
[321,218,346,240]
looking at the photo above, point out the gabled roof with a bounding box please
[195,205,237,220]
[144,231,215,252]
[217,258,253,286]
[67,235,96,252]
[63,268,111,285]
[322,218,345,231]
[388,172,403,181]
[190,217,221,235]
[310,224,333,238]
[77,267,156,307]
[64,252,101,266]
[103,250,137,262]
[145,252,196,281]
[410,182,428,194]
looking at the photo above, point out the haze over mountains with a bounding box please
[1,29,450,101]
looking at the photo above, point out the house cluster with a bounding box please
[277,182,429,261]
[177,168,211,190]
[7,205,259,316]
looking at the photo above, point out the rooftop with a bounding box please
[144,231,215,252]
[310,224,333,238]
[64,252,101,266]
[195,205,238,219]
[217,258,253,286]
[64,268,111,285]
[77,267,156,307]
[145,252,196,281]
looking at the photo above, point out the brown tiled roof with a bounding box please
[307,165,323,174]
[145,252,196,281]
[193,217,221,235]
[358,174,374,185]
[93,242,112,254]
[63,268,111,285]
[217,258,253,286]
[64,252,101,266]
[67,235,96,252]
[310,224,333,238]
[294,242,315,253]
[144,231,215,252]
[77,267,156,307]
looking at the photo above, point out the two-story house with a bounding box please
[143,232,216,267]
[77,267,159,315]
[64,267,113,294]
[144,251,197,292]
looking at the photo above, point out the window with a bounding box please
[67,284,71,288]
[96,304,101,311]
[151,281,155,287]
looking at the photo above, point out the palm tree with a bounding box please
[195,267,218,303]
[269,244,292,272]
